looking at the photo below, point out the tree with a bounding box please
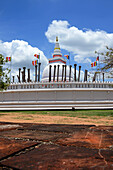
[0,54,10,90]
[95,46,113,76]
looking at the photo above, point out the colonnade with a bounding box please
[13,63,41,83]
[49,64,88,82]
[12,63,105,83]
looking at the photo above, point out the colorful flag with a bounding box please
[91,63,93,67]
[34,54,40,59]
[96,56,99,61]
[32,60,38,66]
[64,55,69,59]
[35,60,37,65]
[35,60,38,65]
[32,61,34,66]
[94,61,97,66]
[9,57,11,61]
[6,57,8,62]
[6,57,11,62]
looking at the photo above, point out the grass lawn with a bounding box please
[0,109,113,117]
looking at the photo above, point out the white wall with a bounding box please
[0,88,113,102]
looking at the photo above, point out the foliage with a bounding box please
[0,54,10,90]
[95,46,113,75]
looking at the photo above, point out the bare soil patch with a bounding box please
[0,122,113,169]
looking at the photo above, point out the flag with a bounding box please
[91,63,93,67]
[35,60,38,65]
[32,61,34,66]
[9,57,11,61]
[96,56,99,61]
[94,61,97,66]
[6,57,8,62]
[34,54,40,59]
[64,55,69,59]
[32,60,38,66]
[6,57,11,62]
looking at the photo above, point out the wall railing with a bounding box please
[7,81,113,90]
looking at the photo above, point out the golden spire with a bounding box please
[54,36,60,51]
[56,36,58,42]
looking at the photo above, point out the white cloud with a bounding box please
[0,40,48,82]
[45,20,113,63]
[74,55,91,64]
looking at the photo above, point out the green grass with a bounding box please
[0,110,113,117]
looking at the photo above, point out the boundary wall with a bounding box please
[0,87,113,110]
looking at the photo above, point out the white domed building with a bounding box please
[41,37,74,82]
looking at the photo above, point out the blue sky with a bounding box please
[0,0,113,81]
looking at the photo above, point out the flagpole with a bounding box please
[39,53,40,63]
[96,55,100,81]
[34,63,35,82]
[69,52,70,65]
[98,56,101,81]
[10,56,12,83]
[91,63,94,82]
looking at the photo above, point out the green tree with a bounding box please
[95,46,113,76]
[0,54,10,90]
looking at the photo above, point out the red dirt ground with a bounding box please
[0,121,113,169]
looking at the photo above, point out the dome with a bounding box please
[41,63,74,82]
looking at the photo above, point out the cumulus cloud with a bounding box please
[74,55,92,64]
[45,20,113,63]
[0,40,48,82]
